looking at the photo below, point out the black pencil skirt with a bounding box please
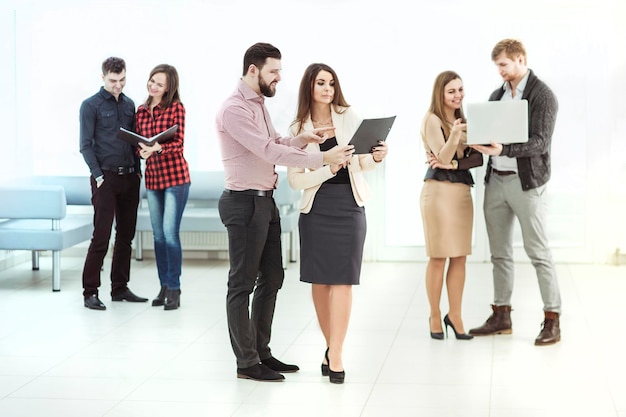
[299,183,366,285]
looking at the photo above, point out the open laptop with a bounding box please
[465,100,528,145]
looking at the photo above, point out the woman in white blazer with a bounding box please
[288,63,388,384]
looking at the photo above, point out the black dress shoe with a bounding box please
[111,288,148,302]
[84,294,106,310]
[261,356,300,373]
[237,363,285,381]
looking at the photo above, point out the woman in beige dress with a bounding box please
[420,70,483,340]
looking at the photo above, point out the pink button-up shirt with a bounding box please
[216,80,323,191]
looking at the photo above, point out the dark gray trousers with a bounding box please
[218,192,284,368]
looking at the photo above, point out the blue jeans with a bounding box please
[146,183,190,290]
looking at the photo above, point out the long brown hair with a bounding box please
[144,64,181,109]
[428,70,465,139]
[291,63,349,134]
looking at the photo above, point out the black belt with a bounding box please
[102,166,135,175]
[491,168,517,176]
[225,189,273,197]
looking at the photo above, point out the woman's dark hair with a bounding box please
[144,64,181,109]
[291,63,349,134]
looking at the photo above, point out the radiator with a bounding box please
[135,230,297,266]
[139,231,229,250]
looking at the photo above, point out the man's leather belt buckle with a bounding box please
[102,166,135,175]
[226,189,273,197]
[492,168,517,176]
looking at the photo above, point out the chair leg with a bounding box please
[52,250,61,292]
[281,232,288,269]
[31,250,40,270]
[135,232,144,261]
[289,230,298,263]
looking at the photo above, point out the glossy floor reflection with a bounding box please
[0,253,624,417]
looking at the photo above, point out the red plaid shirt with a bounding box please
[135,101,191,190]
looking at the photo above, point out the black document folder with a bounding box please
[117,124,178,146]
[348,116,396,154]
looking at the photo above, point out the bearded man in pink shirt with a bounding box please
[215,42,354,382]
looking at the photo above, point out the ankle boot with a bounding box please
[151,286,167,307]
[534,311,561,345]
[164,289,181,310]
[469,304,512,336]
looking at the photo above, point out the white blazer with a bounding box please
[287,106,380,214]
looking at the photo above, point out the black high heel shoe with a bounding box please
[329,368,345,384]
[444,314,474,340]
[429,318,444,340]
[327,350,345,384]
[321,348,329,376]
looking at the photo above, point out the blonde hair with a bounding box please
[492,38,527,65]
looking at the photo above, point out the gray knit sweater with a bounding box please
[485,69,558,190]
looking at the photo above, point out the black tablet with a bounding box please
[348,116,396,154]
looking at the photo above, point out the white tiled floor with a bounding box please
[0,252,624,417]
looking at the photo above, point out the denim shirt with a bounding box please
[79,87,138,179]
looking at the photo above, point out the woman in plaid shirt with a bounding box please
[136,64,191,311]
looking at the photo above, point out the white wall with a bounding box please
[0,8,17,178]
[2,0,626,263]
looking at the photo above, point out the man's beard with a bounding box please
[259,78,276,97]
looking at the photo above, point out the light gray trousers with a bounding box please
[484,173,562,313]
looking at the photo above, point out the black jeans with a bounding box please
[82,172,140,297]
[218,191,284,368]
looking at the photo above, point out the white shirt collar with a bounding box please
[504,70,530,99]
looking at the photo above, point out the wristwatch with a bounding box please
[451,160,458,170]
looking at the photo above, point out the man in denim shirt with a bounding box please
[79,57,147,310]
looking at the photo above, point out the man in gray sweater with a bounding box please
[470,39,562,346]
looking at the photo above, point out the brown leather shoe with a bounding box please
[469,304,512,336]
[534,311,561,346]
